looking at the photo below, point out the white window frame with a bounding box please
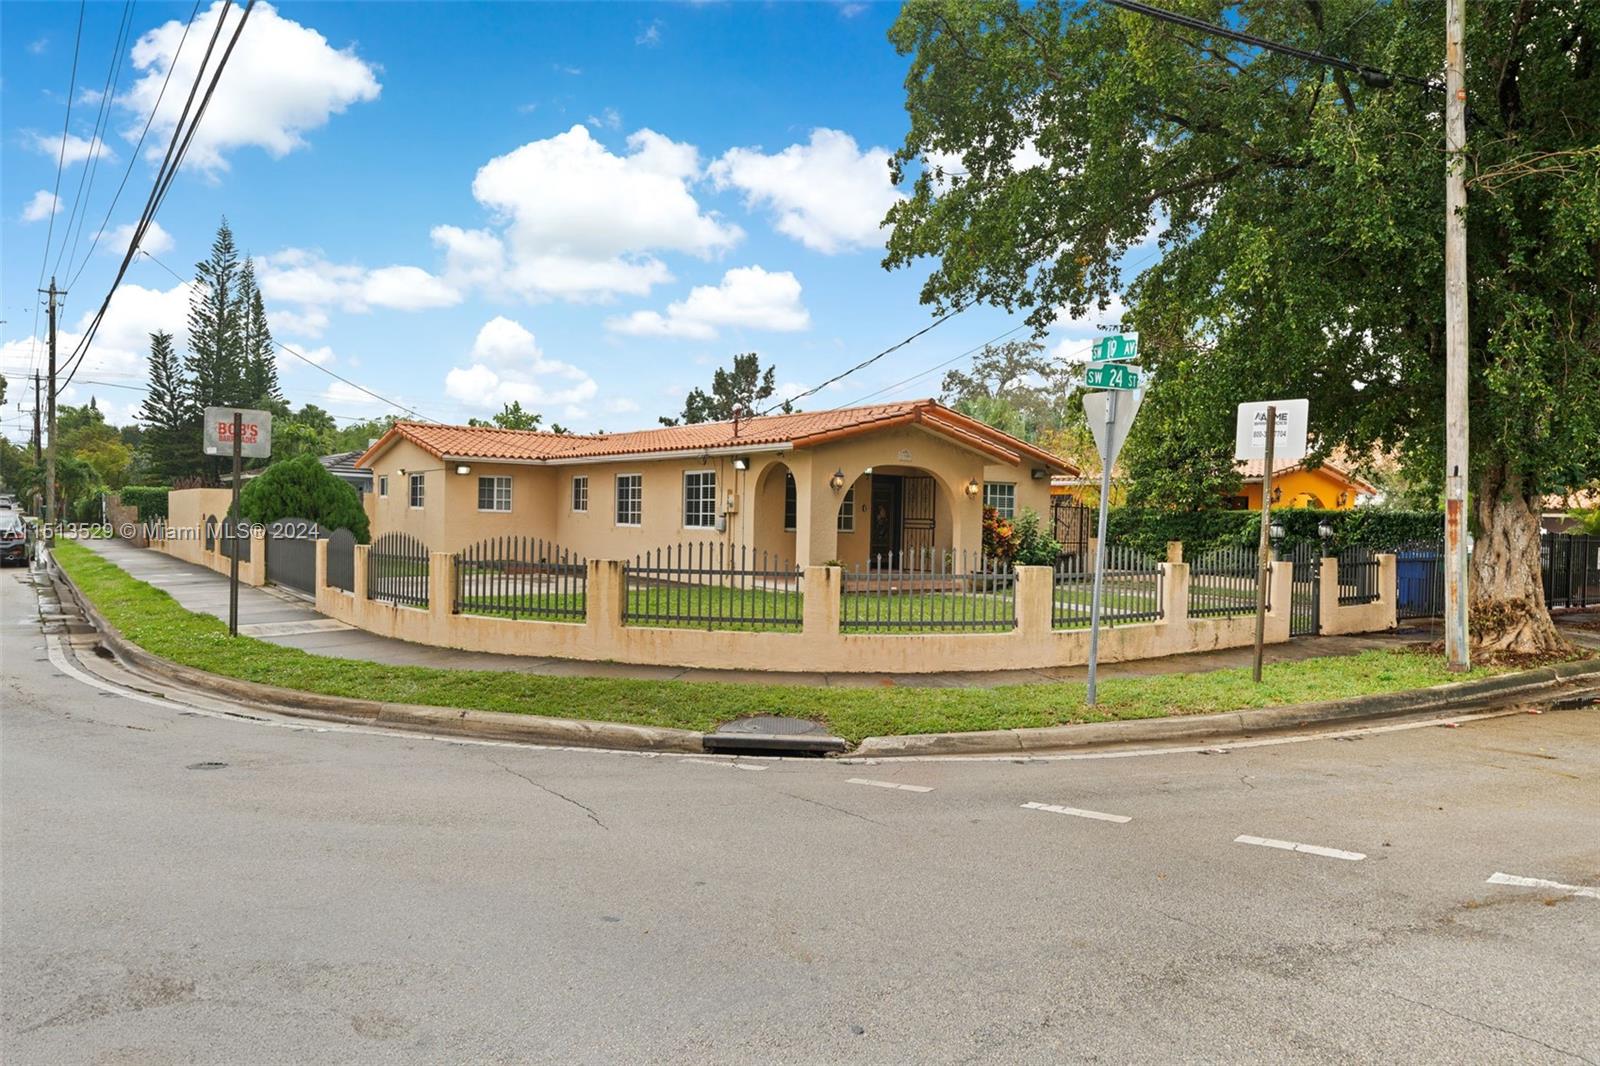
[683,470,718,529]
[408,473,425,509]
[983,481,1016,519]
[615,473,642,527]
[571,475,588,513]
[837,485,856,533]
[477,475,512,513]
[378,475,388,498]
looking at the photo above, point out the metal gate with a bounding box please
[1395,541,1445,620]
[265,517,324,595]
[325,527,356,592]
[1289,541,1321,637]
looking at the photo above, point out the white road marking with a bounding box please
[1234,834,1365,861]
[1021,801,1130,823]
[847,777,933,793]
[1486,871,1600,900]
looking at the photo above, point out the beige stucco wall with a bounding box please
[148,488,265,586]
[315,549,1307,675]
[363,421,1054,566]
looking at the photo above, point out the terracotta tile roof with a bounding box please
[356,400,1077,474]
[1237,457,1376,494]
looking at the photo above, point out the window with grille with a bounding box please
[784,473,797,531]
[983,482,1016,518]
[572,475,588,512]
[477,475,512,512]
[837,486,855,532]
[683,470,717,528]
[616,474,642,526]
[408,473,425,508]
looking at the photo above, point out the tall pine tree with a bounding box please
[137,331,200,483]
[237,256,282,408]
[186,219,246,476]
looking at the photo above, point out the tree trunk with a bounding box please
[1470,464,1568,656]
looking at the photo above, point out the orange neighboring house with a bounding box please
[1051,456,1376,510]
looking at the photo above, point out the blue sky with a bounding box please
[3,0,1143,442]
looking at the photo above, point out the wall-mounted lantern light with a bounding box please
[965,478,981,499]
[455,464,472,476]
[732,456,750,471]
[864,466,874,475]
[830,469,847,491]
[1031,467,1047,480]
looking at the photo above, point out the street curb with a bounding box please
[46,552,1599,760]
[47,559,708,755]
[851,658,1600,757]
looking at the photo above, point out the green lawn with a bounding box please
[54,539,1521,743]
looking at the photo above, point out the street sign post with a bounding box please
[1083,384,1144,707]
[205,406,272,636]
[1084,362,1142,391]
[1234,399,1308,682]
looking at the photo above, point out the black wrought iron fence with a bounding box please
[1189,545,1266,617]
[265,518,321,594]
[840,548,1016,632]
[368,531,430,608]
[1052,545,1163,629]
[624,542,801,630]
[1337,545,1380,606]
[1288,541,1321,636]
[455,536,586,621]
[219,519,252,562]
[1543,532,1599,609]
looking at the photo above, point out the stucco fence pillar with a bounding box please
[1162,561,1191,628]
[1318,552,1398,636]
[586,559,628,657]
[802,565,842,634]
[428,552,455,643]
[244,527,267,587]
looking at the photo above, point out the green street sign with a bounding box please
[1090,333,1139,363]
[1084,362,1142,390]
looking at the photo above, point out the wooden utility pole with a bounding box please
[1443,0,1470,671]
[42,279,61,526]
[32,370,43,465]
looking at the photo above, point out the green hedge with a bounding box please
[1106,507,1443,556]
[117,486,170,521]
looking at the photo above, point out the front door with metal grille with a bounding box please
[1289,541,1321,637]
[870,476,901,559]
[900,475,936,557]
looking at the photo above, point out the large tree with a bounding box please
[137,330,200,483]
[660,352,792,426]
[884,0,1600,655]
[237,257,282,408]
[186,219,246,477]
[939,338,1073,442]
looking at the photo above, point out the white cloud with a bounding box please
[21,190,61,223]
[118,1,381,174]
[108,219,175,258]
[28,37,48,55]
[257,249,460,333]
[608,266,809,340]
[710,128,902,254]
[602,397,641,415]
[25,131,116,165]
[635,19,663,46]
[452,125,741,302]
[0,281,192,395]
[443,316,598,412]
[586,107,622,130]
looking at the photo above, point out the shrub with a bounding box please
[1011,508,1062,566]
[118,485,170,521]
[982,506,1018,563]
[1106,506,1443,556]
[238,454,370,542]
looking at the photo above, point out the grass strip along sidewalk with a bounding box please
[54,539,1511,744]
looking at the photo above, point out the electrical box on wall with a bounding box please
[715,515,727,533]
[723,491,739,514]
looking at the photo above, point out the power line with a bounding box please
[57,0,251,393]
[55,0,136,281]
[136,248,439,423]
[27,1,88,382]
[757,303,970,415]
[67,0,205,291]
[1098,0,1435,91]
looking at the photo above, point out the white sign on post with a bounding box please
[203,407,273,458]
[1084,387,1143,467]
[1234,398,1308,461]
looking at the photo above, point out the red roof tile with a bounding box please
[356,400,1077,474]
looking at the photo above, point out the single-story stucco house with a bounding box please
[355,400,1078,566]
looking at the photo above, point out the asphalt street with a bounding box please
[3,564,1597,1064]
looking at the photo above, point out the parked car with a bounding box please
[0,511,28,566]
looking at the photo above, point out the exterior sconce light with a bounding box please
[830,469,847,491]
[864,466,874,475]
[965,478,981,499]
[732,456,750,471]
[1031,467,1047,480]
[1271,486,1283,503]
[455,464,472,476]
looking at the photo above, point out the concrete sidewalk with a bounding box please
[76,536,1442,689]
